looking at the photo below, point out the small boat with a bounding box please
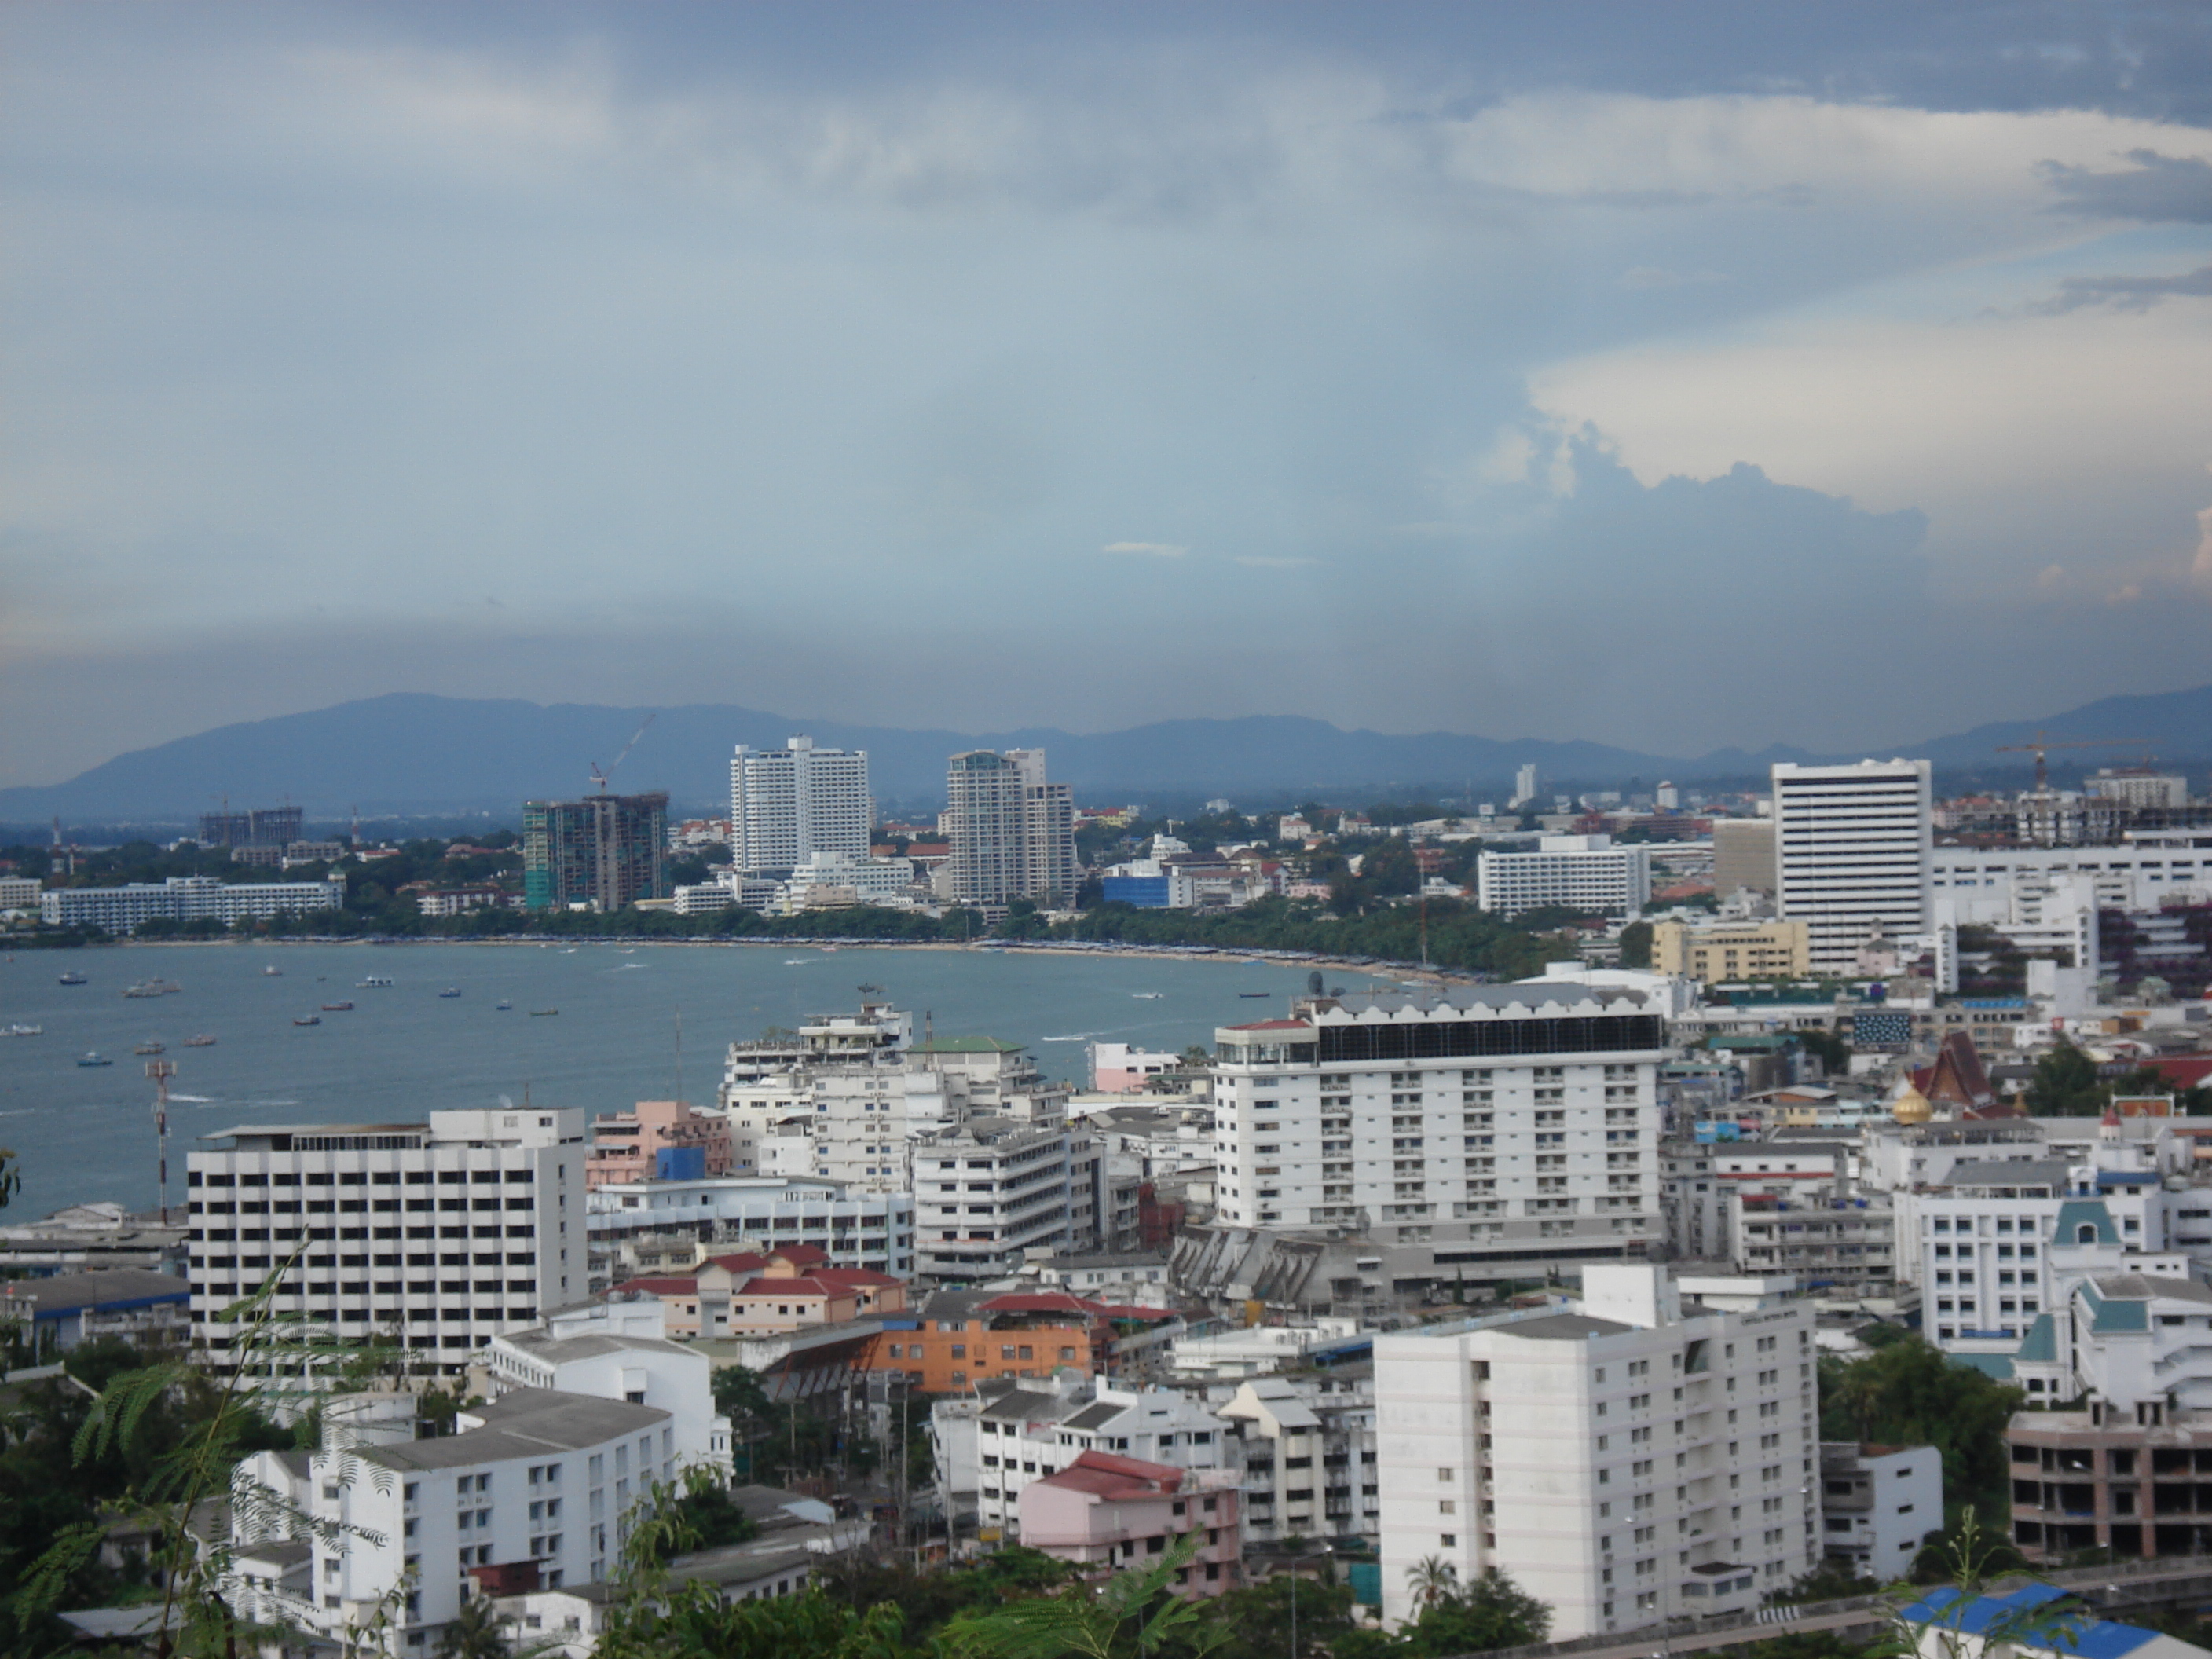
[293,1014,320,1027]
[123,982,163,998]
[1238,991,1271,998]
[494,1001,513,1011]
[133,1039,166,1055]
[181,1034,217,1047]
[782,958,811,966]
[320,1001,353,1012]
[1130,992,1163,1000]
[77,1051,112,1067]
[529,1009,558,1017]
[438,987,461,998]
[357,976,394,989]
[58,971,87,986]
[147,978,182,994]
[262,965,282,977]
[3,1024,42,1037]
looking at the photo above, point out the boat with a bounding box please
[357,976,394,988]
[293,1015,321,1027]
[320,1001,354,1012]
[3,1024,42,1037]
[783,958,811,965]
[58,971,87,986]
[1130,992,1163,1000]
[262,965,282,977]
[181,1034,217,1047]
[438,987,461,998]
[494,1001,513,1011]
[529,1009,558,1017]
[1238,991,1271,998]
[123,982,164,998]
[77,1051,112,1067]
[133,1039,166,1055]
[146,978,181,994]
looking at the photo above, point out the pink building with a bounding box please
[1091,1042,1183,1093]
[1016,1451,1242,1595]
[583,1100,734,1190]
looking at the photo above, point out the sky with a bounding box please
[8,2,2212,786]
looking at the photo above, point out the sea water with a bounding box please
[0,940,1370,1214]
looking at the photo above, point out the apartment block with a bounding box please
[583,1174,914,1278]
[1651,919,1810,983]
[186,1109,587,1375]
[522,793,668,913]
[42,873,346,933]
[728,737,872,878]
[582,1101,733,1189]
[1216,1371,1379,1544]
[946,749,1076,907]
[1208,982,1668,1265]
[1772,760,1931,974]
[1374,1265,1819,1639]
[1820,1442,1942,1580]
[1477,835,1652,918]
[913,1119,1076,1279]
[1020,1452,1243,1593]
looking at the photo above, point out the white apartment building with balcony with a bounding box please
[1772,760,1932,973]
[186,1110,586,1376]
[729,736,872,879]
[1477,836,1652,918]
[1375,1265,1819,1639]
[1208,980,1669,1263]
[913,1119,1076,1280]
[583,1174,914,1277]
[43,873,347,933]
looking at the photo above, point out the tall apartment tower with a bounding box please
[522,793,669,912]
[1375,1265,1819,1639]
[946,749,1076,906]
[1771,760,1932,972]
[728,736,872,878]
[185,1108,588,1375]
[1209,983,1669,1263]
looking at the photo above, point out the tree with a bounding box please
[1797,1027,1851,1077]
[948,1529,1225,1659]
[1403,1556,1459,1613]
[1617,921,1654,969]
[1818,1338,2023,1522]
[433,1596,515,1659]
[2024,1042,2106,1116]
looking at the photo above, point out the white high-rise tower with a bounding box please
[1771,758,1932,973]
[729,737,872,879]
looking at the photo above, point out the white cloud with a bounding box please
[1102,541,1187,558]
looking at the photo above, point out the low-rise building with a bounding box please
[42,873,348,933]
[1018,1452,1243,1593]
[1652,919,1811,983]
[584,1176,914,1278]
[485,1299,730,1473]
[1819,1442,1943,1580]
[0,1267,189,1356]
[583,1101,734,1190]
[1216,1370,1379,1544]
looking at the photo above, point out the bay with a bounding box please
[0,940,1366,1216]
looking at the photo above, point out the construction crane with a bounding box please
[1995,730,2148,793]
[589,712,657,793]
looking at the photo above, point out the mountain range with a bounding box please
[5,684,2210,829]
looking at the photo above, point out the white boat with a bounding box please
[262,965,282,977]
[2,1024,41,1037]
[357,976,394,988]
[1131,992,1163,1000]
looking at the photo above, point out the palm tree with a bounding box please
[1406,1555,1459,1613]
[433,1595,513,1659]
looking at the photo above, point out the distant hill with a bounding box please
[2,683,2207,830]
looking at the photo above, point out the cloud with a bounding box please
[2027,264,2212,314]
[2043,149,2212,222]
[1101,541,1188,558]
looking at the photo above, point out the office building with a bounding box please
[1712,820,1778,899]
[1651,919,1810,983]
[1374,1265,1819,1638]
[185,1109,588,1376]
[522,793,668,913]
[1772,760,1932,973]
[41,873,346,934]
[728,737,872,879]
[1819,1442,1942,1580]
[1208,981,1668,1261]
[1476,835,1651,917]
[946,749,1076,907]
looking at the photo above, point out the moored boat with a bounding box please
[181,1034,217,1047]
[77,1051,112,1067]
[293,1014,320,1027]
[58,971,87,986]
[3,1024,42,1037]
[133,1039,166,1055]
[320,1001,354,1012]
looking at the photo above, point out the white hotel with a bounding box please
[729,735,872,878]
[1477,834,1651,918]
[42,873,347,933]
[1209,978,1670,1257]
[1375,1265,1818,1639]
[1773,760,1932,973]
[186,1109,588,1375]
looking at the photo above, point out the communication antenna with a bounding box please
[145,1058,177,1223]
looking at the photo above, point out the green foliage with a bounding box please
[947,1529,1225,1659]
[1335,1566,1550,1659]
[1053,896,1558,980]
[434,1595,518,1659]
[2024,1042,2107,1116]
[1616,920,1654,969]
[1818,1338,2023,1523]
[1797,1027,1852,1075]
[668,1483,760,1551]
[1177,1573,1353,1659]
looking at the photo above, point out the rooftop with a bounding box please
[361,1390,668,1471]
[1496,1313,1637,1342]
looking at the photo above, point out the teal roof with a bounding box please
[2053,1199,2119,1246]
[1951,1353,2016,1380]
[2014,1313,2059,1365]
[2078,1279,2149,1335]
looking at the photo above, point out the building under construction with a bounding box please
[198,805,303,848]
[522,792,669,912]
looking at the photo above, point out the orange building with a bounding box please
[863,1287,1176,1393]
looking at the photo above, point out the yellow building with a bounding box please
[1651,917,1811,981]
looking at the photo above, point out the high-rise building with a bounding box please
[522,793,668,912]
[1771,760,1931,973]
[1711,819,1778,899]
[199,805,304,849]
[186,1108,588,1376]
[1375,1265,1819,1637]
[728,737,872,878]
[1208,981,1668,1264]
[946,749,1076,906]
[1511,764,1540,809]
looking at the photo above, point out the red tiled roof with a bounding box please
[1037,1448,1185,1498]
[729,1276,849,1301]
[614,1277,697,1297]
[815,1267,902,1288]
[771,1244,830,1267]
[980,1291,1104,1317]
[2143,1056,2212,1090]
[705,1252,769,1274]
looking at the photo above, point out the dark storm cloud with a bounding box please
[2030,263,2212,313]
